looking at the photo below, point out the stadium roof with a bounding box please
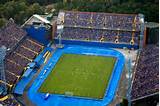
[145,22,159,28]
[22,14,51,26]
[33,14,50,24]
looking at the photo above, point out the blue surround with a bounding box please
[54,39,139,49]
[27,45,125,106]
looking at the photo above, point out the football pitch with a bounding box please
[39,53,116,99]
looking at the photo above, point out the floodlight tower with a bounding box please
[0,46,7,94]
[57,22,64,48]
[126,56,132,106]
[126,14,145,106]
[138,14,145,51]
[56,11,65,48]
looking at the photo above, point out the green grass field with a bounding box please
[38,54,116,99]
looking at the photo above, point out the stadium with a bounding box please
[0,11,159,106]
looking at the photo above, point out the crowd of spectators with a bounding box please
[131,45,159,100]
[64,11,140,31]
[61,27,140,44]
[0,20,44,89]
[0,95,20,106]
[0,19,27,53]
[5,61,24,76]
[21,37,43,53]
[15,46,36,60]
[57,11,141,45]
[3,36,44,87]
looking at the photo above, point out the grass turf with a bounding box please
[38,53,116,99]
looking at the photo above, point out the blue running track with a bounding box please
[28,45,125,106]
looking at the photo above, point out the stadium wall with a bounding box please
[54,39,139,49]
[24,25,50,45]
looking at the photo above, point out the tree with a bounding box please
[0,1,45,25]
[27,3,44,16]
[0,18,6,28]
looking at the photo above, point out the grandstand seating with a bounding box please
[21,37,43,53]
[0,20,44,90]
[56,11,141,45]
[0,19,26,53]
[131,45,159,100]
[15,46,36,60]
[3,36,44,88]
[64,11,140,30]
[5,60,24,76]
[0,95,20,106]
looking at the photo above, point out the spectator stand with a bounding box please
[0,19,48,95]
[54,11,146,49]
[14,47,54,95]
[131,45,159,102]
[0,94,20,106]
[3,36,44,92]
[0,19,27,55]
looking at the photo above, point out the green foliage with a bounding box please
[26,0,62,5]
[0,0,45,25]
[0,0,11,4]
[27,3,44,16]
[0,0,158,26]
[107,2,158,22]
[0,18,7,28]
[55,1,111,12]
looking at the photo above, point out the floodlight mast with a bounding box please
[127,56,132,106]
[56,22,64,48]
[58,32,62,47]
[0,46,7,94]
[57,13,64,48]
[138,14,145,51]
[126,14,145,106]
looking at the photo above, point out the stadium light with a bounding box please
[140,18,144,23]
